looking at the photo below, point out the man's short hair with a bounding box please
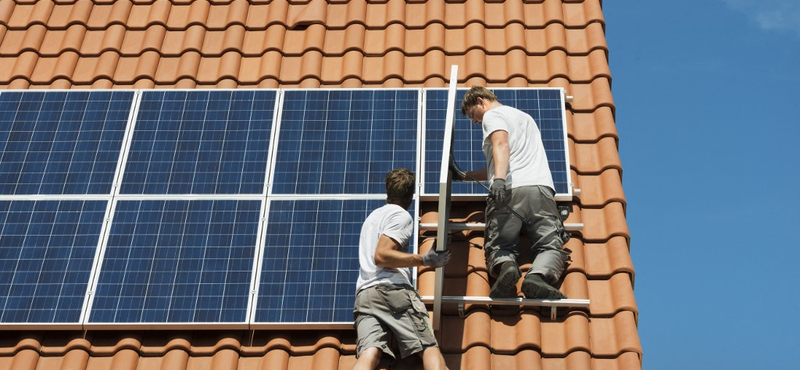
[385,168,415,204]
[461,86,498,116]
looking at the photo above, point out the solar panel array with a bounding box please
[0,87,569,329]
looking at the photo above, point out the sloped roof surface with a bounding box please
[0,0,640,369]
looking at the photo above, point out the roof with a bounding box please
[0,0,640,369]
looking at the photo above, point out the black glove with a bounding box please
[422,248,452,268]
[449,157,467,181]
[489,178,507,203]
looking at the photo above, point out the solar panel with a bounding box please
[271,89,419,195]
[0,200,106,326]
[87,199,260,325]
[0,91,133,195]
[252,198,416,326]
[120,90,276,195]
[424,89,486,196]
[424,88,572,199]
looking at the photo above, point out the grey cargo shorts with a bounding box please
[353,283,438,360]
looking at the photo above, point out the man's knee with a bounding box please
[419,345,447,370]
[354,347,382,370]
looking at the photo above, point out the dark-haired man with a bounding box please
[353,168,450,370]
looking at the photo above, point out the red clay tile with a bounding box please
[573,169,626,207]
[567,107,618,143]
[85,1,133,28]
[569,236,634,278]
[586,273,638,316]
[570,202,629,241]
[571,136,623,174]
[0,2,16,26]
[589,311,641,357]
[48,0,92,29]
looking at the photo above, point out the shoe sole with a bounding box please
[490,265,520,298]
[521,276,566,300]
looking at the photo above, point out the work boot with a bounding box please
[489,262,521,298]
[521,273,567,300]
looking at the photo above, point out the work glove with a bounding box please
[422,247,452,268]
[449,157,467,181]
[489,178,507,203]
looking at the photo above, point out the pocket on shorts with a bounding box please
[409,294,432,333]
[376,284,413,315]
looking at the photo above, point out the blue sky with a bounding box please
[604,1,800,369]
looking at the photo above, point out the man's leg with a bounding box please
[353,347,382,370]
[420,346,447,370]
[520,186,570,299]
[484,196,524,298]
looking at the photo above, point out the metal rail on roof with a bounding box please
[421,295,590,321]
[420,222,584,232]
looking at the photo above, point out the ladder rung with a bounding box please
[419,222,584,231]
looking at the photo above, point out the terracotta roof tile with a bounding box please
[571,136,622,174]
[85,1,133,27]
[0,328,641,369]
[570,202,629,242]
[567,107,617,143]
[573,169,626,207]
[126,2,171,30]
[444,349,641,370]
[571,236,635,278]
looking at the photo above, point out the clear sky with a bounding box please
[603,1,800,369]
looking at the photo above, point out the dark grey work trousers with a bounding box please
[485,185,570,285]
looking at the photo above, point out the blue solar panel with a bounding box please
[254,199,414,324]
[0,200,106,324]
[120,90,276,195]
[0,91,133,195]
[424,89,487,195]
[88,199,260,324]
[425,88,570,196]
[271,90,419,195]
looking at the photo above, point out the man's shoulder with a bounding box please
[369,204,411,223]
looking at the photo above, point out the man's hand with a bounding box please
[449,157,467,181]
[422,247,452,268]
[490,178,506,202]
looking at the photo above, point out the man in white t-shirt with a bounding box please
[353,168,451,370]
[454,86,570,300]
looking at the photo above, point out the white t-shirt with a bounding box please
[482,105,555,191]
[355,203,414,292]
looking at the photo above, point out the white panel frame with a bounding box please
[431,66,459,331]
